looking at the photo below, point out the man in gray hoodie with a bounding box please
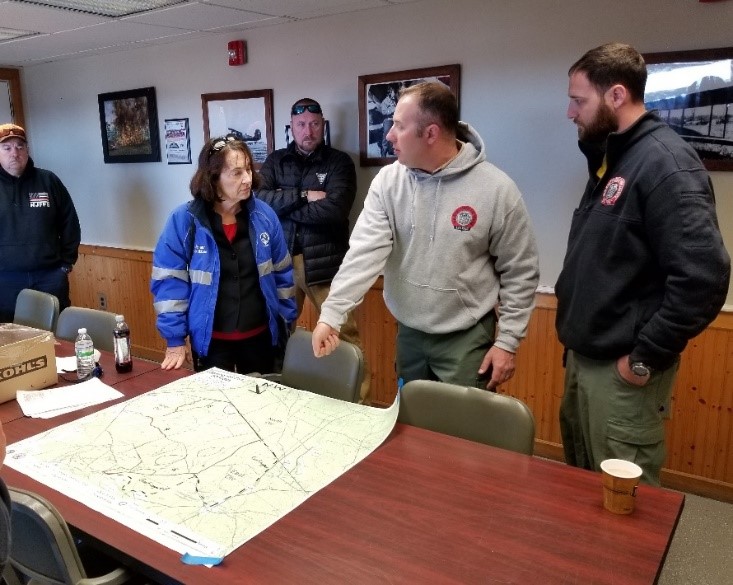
[312,81,539,391]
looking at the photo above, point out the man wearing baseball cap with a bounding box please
[0,123,80,322]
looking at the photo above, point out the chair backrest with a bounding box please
[279,328,364,402]
[398,380,536,455]
[55,307,118,352]
[6,487,129,585]
[13,289,60,333]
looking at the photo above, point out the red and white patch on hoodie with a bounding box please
[451,206,477,231]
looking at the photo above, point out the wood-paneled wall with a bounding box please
[70,244,733,502]
[71,246,166,360]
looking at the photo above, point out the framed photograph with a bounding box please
[97,86,160,163]
[164,118,191,165]
[358,64,460,167]
[201,89,274,170]
[644,46,733,171]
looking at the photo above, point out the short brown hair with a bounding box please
[189,136,260,203]
[569,43,647,103]
[399,81,459,137]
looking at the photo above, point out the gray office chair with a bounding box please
[13,289,60,333]
[398,380,536,455]
[55,307,118,352]
[3,487,133,585]
[261,328,364,402]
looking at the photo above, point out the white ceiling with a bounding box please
[0,0,421,67]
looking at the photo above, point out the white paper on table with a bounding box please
[16,378,123,419]
[56,356,77,373]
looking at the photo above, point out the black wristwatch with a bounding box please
[629,359,651,377]
[300,190,309,200]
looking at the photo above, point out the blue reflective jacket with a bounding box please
[151,197,297,356]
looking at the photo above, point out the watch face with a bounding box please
[631,363,649,376]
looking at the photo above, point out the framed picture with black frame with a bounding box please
[358,64,461,167]
[97,86,160,164]
[643,46,733,171]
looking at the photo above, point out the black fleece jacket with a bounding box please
[257,142,356,286]
[0,158,80,271]
[555,111,730,370]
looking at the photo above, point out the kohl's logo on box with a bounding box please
[0,356,48,381]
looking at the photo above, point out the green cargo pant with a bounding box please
[560,350,678,486]
[396,312,497,388]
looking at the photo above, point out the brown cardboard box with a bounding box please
[0,323,57,404]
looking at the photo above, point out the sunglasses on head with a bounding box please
[291,104,322,116]
[208,134,238,156]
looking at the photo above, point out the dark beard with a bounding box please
[578,102,618,144]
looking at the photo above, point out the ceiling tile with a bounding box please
[123,2,273,30]
[0,0,429,66]
[0,1,110,34]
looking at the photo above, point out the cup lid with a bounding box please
[600,458,643,479]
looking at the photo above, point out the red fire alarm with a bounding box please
[228,40,246,66]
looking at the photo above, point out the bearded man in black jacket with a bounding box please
[556,43,730,486]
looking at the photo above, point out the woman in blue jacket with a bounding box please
[151,135,297,373]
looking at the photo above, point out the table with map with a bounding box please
[5,368,399,560]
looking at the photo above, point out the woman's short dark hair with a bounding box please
[568,43,647,103]
[189,135,261,203]
[399,81,459,137]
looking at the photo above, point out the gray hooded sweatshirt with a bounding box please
[319,122,539,353]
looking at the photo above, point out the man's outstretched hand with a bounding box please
[312,322,340,357]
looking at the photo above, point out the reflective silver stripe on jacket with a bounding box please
[189,269,212,285]
[273,254,292,273]
[153,299,189,315]
[257,259,273,277]
[151,267,212,285]
[151,266,189,281]
[278,285,296,300]
[258,254,292,278]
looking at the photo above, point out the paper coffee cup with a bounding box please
[600,459,643,514]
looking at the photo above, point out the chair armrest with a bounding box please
[245,372,282,383]
[259,373,282,383]
[3,566,23,585]
[80,567,132,585]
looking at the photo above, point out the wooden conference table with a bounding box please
[0,343,684,585]
[0,339,188,425]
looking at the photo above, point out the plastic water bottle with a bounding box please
[113,314,133,373]
[75,327,95,380]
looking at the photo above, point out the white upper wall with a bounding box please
[13,0,733,298]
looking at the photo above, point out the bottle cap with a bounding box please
[78,328,87,334]
[115,314,124,322]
